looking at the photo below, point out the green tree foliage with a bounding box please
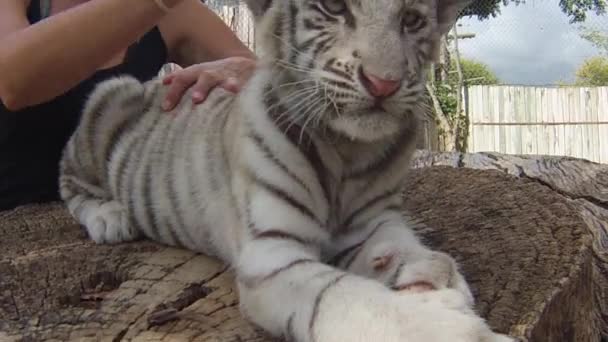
[579,27,608,55]
[449,58,500,85]
[432,58,498,151]
[575,56,608,85]
[464,0,606,23]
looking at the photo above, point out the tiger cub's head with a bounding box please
[246,0,471,142]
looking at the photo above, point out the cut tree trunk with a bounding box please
[1,151,606,342]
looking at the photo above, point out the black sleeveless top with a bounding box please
[0,0,168,211]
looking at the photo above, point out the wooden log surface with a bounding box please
[1,151,606,342]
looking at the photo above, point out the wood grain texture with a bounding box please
[414,150,608,341]
[1,151,606,342]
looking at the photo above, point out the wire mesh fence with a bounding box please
[204,0,256,50]
[204,0,607,86]
[455,0,608,86]
[202,0,608,158]
[454,1,608,161]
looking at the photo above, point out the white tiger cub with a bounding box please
[59,0,514,341]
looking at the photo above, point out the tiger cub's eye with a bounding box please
[320,0,347,15]
[402,10,426,31]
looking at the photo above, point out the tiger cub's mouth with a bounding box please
[368,101,388,113]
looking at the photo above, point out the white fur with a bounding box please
[58,0,516,341]
[314,282,505,342]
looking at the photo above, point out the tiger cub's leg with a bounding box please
[235,236,512,342]
[59,166,138,244]
[232,184,511,341]
[58,76,146,245]
[332,210,474,306]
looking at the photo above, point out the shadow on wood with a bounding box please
[1,151,606,342]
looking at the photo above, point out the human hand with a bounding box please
[161,56,257,111]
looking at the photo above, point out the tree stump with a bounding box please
[1,151,606,342]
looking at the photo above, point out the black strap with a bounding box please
[2,0,169,211]
[27,0,42,23]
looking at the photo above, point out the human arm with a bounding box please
[0,0,183,111]
[159,0,255,66]
[158,0,257,111]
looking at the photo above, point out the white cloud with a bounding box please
[456,0,606,85]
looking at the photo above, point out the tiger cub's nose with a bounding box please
[359,68,402,98]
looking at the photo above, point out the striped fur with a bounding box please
[59,0,513,341]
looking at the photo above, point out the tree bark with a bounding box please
[425,83,456,151]
[1,151,606,342]
[412,150,607,342]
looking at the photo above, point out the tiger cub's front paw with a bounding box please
[354,243,474,306]
[83,201,139,244]
[314,284,513,342]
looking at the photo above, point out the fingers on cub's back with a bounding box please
[190,72,221,102]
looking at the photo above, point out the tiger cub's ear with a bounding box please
[244,0,274,18]
[436,0,473,35]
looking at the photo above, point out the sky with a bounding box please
[457,0,607,85]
